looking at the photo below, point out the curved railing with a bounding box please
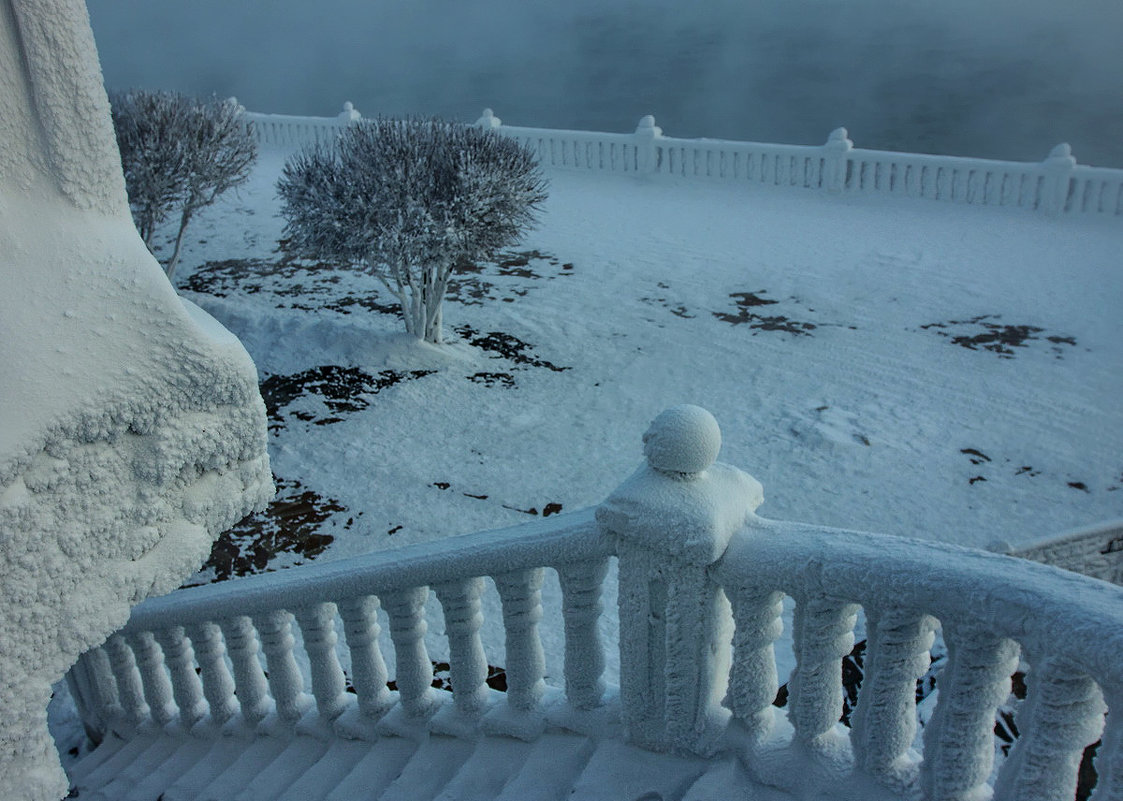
[714,519,1122,801]
[67,408,1123,801]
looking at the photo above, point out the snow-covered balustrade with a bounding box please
[243,103,1123,217]
[67,508,614,748]
[67,407,1123,800]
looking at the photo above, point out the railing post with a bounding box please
[823,127,853,194]
[219,615,273,728]
[253,610,314,728]
[337,101,361,125]
[488,568,547,737]
[598,404,763,754]
[475,108,502,130]
[634,115,662,174]
[787,598,859,749]
[294,602,350,727]
[336,595,393,737]
[383,587,438,721]
[1041,143,1076,216]
[186,621,239,728]
[920,627,1020,801]
[992,660,1106,801]
[153,626,208,730]
[434,577,491,728]
[850,609,936,787]
[557,558,610,711]
[128,630,177,729]
[725,588,784,740]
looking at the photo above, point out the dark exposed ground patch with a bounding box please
[181,249,570,314]
[185,475,346,585]
[713,291,817,335]
[467,371,516,388]
[376,661,508,694]
[921,315,1077,358]
[260,366,435,431]
[454,324,569,372]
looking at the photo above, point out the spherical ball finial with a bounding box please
[643,405,722,477]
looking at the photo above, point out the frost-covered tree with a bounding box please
[277,117,548,344]
[111,90,257,280]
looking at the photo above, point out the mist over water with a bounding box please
[87,0,1122,167]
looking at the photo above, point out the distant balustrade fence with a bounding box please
[67,406,1123,801]
[243,103,1123,218]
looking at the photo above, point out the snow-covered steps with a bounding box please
[67,727,795,801]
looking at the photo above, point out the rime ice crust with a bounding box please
[0,3,272,799]
[599,407,763,753]
[601,405,763,565]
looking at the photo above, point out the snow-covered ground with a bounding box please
[174,148,1122,562]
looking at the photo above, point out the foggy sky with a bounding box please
[86,0,1123,167]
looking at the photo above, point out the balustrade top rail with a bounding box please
[243,105,1123,217]
[718,518,1123,688]
[122,508,605,633]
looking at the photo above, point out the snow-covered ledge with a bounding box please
[0,2,272,800]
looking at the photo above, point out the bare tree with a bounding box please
[111,90,257,280]
[277,118,548,344]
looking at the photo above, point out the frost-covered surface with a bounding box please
[0,3,272,799]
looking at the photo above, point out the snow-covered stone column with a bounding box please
[597,405,763,754]
[634,115,663,175]
[0,1,271,796]
[1041,143,1076,217]
[823,127,853,194]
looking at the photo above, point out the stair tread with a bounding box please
[276,738,372,801]
[193,736,291,801]
[376,736,476,801]
[494,732,596,801]
[568,738,710,801]
[323,736,420,801]
[433,736,533,801]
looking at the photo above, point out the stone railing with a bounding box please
[243,103,1123,218]
[67,407,1123,800]
[994,518,1123,586]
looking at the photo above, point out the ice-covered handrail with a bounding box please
[67,508,613,749]
[597,406,1123,801]
[242,104,1123,217]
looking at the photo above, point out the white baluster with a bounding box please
[851,610,936,784]
[74,647,120,741]
[253,610,313,726]
[1089,705,1121,801]
[383,587,437,719]
[557,558,609,710]
[787,598,859,748]
[494,568,546,713]
[219,615,273,727]
[186,621,239,726]
[993,661,1105,801]
[153,626,208,729]
[435,578,489,716]
[920,628,1020,801]
[726,588,784,739]
[128,630,176,728]
[104,634,148,734]
[337,595,392,724]
[295,602,349,724]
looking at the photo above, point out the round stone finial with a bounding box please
[642,405,721,477]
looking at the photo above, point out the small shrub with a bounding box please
[110,90,257,280]
[277,118,548,344]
